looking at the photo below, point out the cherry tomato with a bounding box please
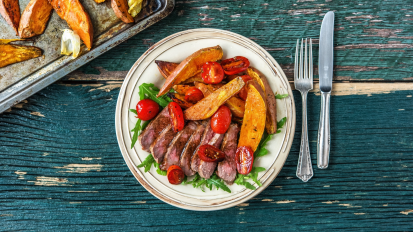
[198,145,225,162]
[211,105,232,134]
[201,61,225,84]
[168,102,185,132]
[167,165,185,185]
[136,99,160,121]
[185,87,204,103]
[235,146,254,175]
[221,56,250,75]
[238,75,252,101]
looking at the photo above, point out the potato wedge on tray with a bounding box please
[0,0,20,35]
[184,77,244,120]
[247,67,278,134]
[157,45,223,97]
[111,0,134,23]
[0,43,42,68]
[49,0,94,49]
[238,80,267,152]
[19,0,53,38]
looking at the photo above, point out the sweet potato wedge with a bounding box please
[167,92,194,109]
[184,77,244,120]
[0,0,20,35]
[181,73,203,84]
[172,85,192,95]
[247,67,278,134]
[194,82,245,118]
[94,0,105,3]
[111,0,134,23]
[0,44,42,68]
[18,0,53,38]
[157,45,223,97]
[238,80,267,152]
[155,60,179,79]
[49,0,94,49]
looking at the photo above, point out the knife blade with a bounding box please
[317,11,334,169]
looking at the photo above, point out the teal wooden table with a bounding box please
[1,0,413,230]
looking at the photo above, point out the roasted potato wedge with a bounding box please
[184,77,244,120]
[194,82,245,118]
[0,44,42,68]
[111,0,134,23]
[167,92,194,109]
[156,60,204,84]
[18,0,53,38]
[238,80,267,152]
[157,45,223,97]
[0,0,20,35]
[181,73,203,84]
[49,0,94,49]
[94,0,105,3]
[172,85,192,95]
[247,67,278,134]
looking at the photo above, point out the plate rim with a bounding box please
[115,28,296,211]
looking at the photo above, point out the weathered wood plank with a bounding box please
[1,83,413,230]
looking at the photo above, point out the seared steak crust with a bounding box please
[180,123,206,176]
[138,107,170,152]
[149,124,177,164]
[217,123,240,184]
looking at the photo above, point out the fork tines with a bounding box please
[294,38,313,90]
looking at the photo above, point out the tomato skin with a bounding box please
[167,165,185,185]
[198,145,225,162]
[168,102,185,132]
[136,99,160,121]
[221,56,250,75]
[235,146,254,175]
[201,61,225,84]
[238,75,252,101]
[211,105,232,134]
[185,87,204,103]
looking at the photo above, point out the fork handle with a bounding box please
[317,91,331,169]
[296,91,313,182]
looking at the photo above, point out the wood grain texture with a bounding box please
[1,83,413,230]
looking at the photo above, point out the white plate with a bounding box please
[115,28,296,211]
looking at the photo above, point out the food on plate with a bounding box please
[194,82,245,118]
[138,107,170,152]
[217,123,240,184]
[210,105,231,134]
[0,41,42,68]
[201,61,224,84]
[111,0,134,23]
[238,80,267,152]
[150,124,177,163]
[184,77,244,120]
[167,165,185,185]
[181,73,203,84]
[167,92,194,109]
[0,0,20,35]
[235,146,254,175]
[18,0,53,38]
[60,29,81,58]
[157,45,223,97]
[172,84,192,95]
[247,67,278,134]
[49,0,94,49]
[180,122,206,176]
[237,75,252,100]
[198,144,225,162]
[168,102,185,132]
[136,99,160,121]
[184,87,204,103]
[221,56,250,75]
[94,0,105,3]
[155,60,204,84]
[127,0,142,17]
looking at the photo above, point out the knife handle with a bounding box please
[317,91,330,169]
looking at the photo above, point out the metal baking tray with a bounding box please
[0,0,174,113]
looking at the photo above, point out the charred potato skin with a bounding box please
[0,0,20,35]
[19,0,53,38]
[0,44,42,68]
[111,0,134,23]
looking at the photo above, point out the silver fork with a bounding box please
[294,38,314,182]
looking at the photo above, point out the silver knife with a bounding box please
[317,11,334,169]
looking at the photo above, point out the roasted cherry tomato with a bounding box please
[211,105,232,134]
[198,145,225,162]
[136,99,160,121]
[185,87,204,103]
[235,146,254,175]
[201,61,225,84]
[168,102,185,132]
[167,165,185,185]
[221,56,250,75]
[238,75,252,101]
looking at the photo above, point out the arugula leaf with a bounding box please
[275,93,289,99]
[181,176,188,185]
[255,131,272,158]
[183,173,231,193]
[276,117,287,134]
[139,83,171,107]
[234,174,256,190]
[247,167,266,186]
[207,174,231,193]
[130,119,142,148]
[129,109,137,114]
[137,154,155,172]
[154,162,167,176]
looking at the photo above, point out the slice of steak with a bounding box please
[138,107,170,152]
[180,123,206,176]
[160,121,198,171]
[149,124,177,164]
[217,123,240,184]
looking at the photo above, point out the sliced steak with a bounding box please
[160,122,198,171]
[217,123,240,184]
[180,123,206,176]
[149,124,177,163]
[138,107,170,152]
